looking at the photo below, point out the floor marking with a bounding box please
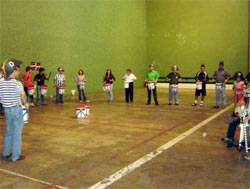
[0,168,68,189]
[44,120,187,189]
[88,104,234,189]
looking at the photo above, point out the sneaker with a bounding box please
[168,103,172,105]
[16,155,25,161]
[200,103,203,107]
[213,106,219,109]
[192,103,197,106]
[222,106,226,109]
[175,103,179,105]
[80,100,83,103]
[155,103,159,105]
[1,153,12,160]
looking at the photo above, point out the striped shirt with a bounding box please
[54,74,65,87]
[0,79,23,108]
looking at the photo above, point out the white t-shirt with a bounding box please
[123,73,137,83]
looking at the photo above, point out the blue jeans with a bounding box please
[3,106,24,161]
[106,84,113,102]
[216,84,226,107]
[36,86,45,104]
[169,85,179,104]
[77,85,87,101]
[56,87,63,103]
[0,103,2,114]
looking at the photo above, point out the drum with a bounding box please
[216,83,223,90]
[196,82,202,90]
[124,82,129,89]
[83,104,90,116]
[171,84,178,92]
[58,86,65,95]
[244,87,250,98]
[103,83,111,92]
[41,85,48,96]
[27,85,35,96]
[76,106,86,119]
[22,106,29,124]
[147,81,155,90]
[80,84,85,90]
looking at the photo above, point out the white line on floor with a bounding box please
[0,168,68,189]
[88,104,234,189]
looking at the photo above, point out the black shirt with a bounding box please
[246,73,250,82]
[34,73,47,86]
[166,72,181,85]
[104,74,116,84]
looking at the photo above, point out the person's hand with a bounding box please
[225,79,229,83]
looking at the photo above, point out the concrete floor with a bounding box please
[0,88,249,189]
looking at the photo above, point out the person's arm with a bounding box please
[211,72,216,82]
[225,72,231,83]
[178,73,182,82]
[166,73,171,81]
[133,74,137,81]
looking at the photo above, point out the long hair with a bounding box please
[104,69,116,81]
[78,69,84,75]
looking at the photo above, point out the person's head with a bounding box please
[200,64,205,72]
[106,69,112,75]
[127,69,131,75]
[1,59,22,79]
[78,69,84,75]
[219,61,224,69]
[149,64,154,71]
[172,65,178,73]
[26,66,31,73]
[236,76,242,82]
[57,67,64,74]
[39,67,45,74]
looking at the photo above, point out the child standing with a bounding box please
[75,69,88,103]
[192,64,209,107]
[21,66,34,106]
[233,76,244,104]
[122,69,137,103]
[0,59,27,161]
[103,69,116,102]
[166,65,182,105]
[145,64,159,105]
[34,68,50,105]
[54,67,66,104]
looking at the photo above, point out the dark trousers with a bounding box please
[147,87,158,104]
[0,103,3,115]
[125,83,134,103]
[24,87,34,103]
[56,87,63,103]
[226,118,240,140]
[77,85,87,101]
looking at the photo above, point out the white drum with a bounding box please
[244,87,250,98]
[124,82,129,89]
[103,84,111,92]
[196,82,202,90]
[59,87,65,95]
[148,81,155,90]
[28,87,35,96]
[84,105,90,116]
[76,107,85,119]
[80,84,85,90]
[171,84,178,92]
[216,83,223,90]
[41,86,48,96]
[22,106,29,124]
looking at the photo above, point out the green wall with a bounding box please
[0,0,147,94]
[146,0,248,78]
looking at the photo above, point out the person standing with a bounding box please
[54,67,66,104]
[34,68,50,105]
[21,66,34,106]
[122,69,137,103]
[75,69,88,103]
[245,72,250,87]
[145,64,159,105]
[0,59,27,161]
[212,61,231,109]
[0,68,4,119]
[192,64,209,107]
[103,69,116,102]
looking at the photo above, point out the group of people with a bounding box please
[0,58,249,162]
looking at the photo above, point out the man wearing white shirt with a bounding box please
[122,69,137,103]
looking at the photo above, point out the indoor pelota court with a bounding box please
[0,0,250,189]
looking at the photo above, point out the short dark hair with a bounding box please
[127,69,131,72]
[39,67,45,73]
[26,66,31,72]
[201,64,205,68]
[219,61,224,66]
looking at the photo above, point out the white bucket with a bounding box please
[84,106,90,116]
[216,83,223,90]
[71,90,76,96]
[41,87,48,96]
[28,88,35,96]
[148,82,155,90]
[196,82,202,90]
[22,106,29,124]
[59,87,65,95]
[103,84,111,92]
[76,108,85,119]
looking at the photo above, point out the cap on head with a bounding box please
[1,59,22,78]
[57,67,64,72]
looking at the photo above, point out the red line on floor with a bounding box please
[44,120,186,189]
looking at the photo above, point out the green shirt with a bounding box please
[146,70,159,85]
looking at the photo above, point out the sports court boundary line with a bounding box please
[0,168,68,189]
[88,103,234,189]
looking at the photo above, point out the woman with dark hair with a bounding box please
[103,69,116,102]
[75,69,88,103]
[21,66,34,106]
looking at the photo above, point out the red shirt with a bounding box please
[22,72,33,87]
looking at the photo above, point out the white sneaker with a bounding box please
[200,103,203,107]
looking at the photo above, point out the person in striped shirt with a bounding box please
[54,67,66,104]
[0,59,27,161]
